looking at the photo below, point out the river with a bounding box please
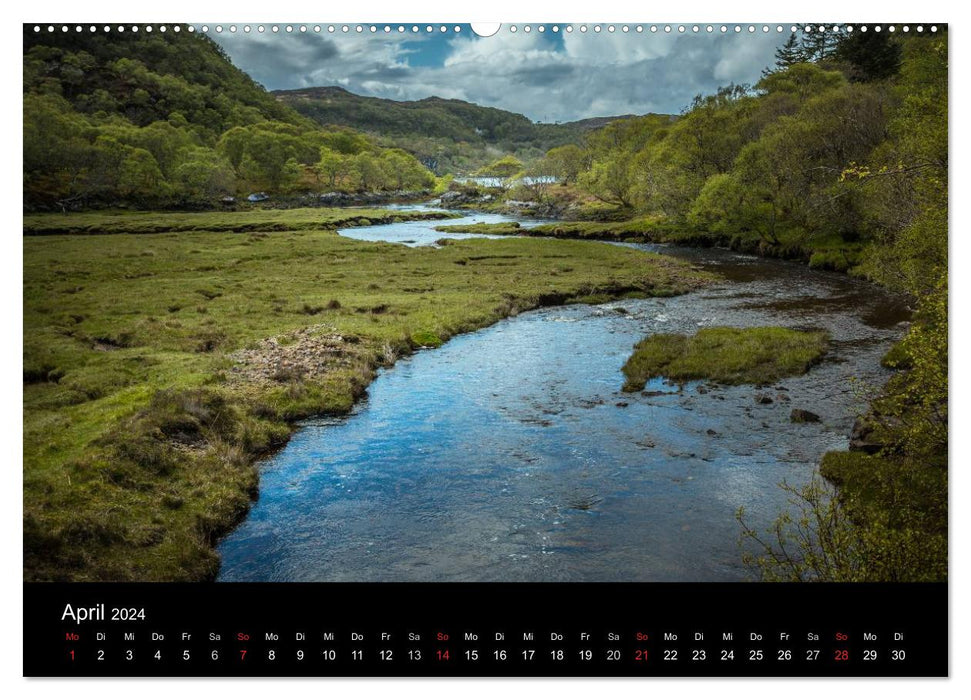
[216,208,910,582]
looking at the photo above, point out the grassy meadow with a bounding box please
[24,208,456,236]
[23,207,710,581]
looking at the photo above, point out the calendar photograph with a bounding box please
[23,23,947,590]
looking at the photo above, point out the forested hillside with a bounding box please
[275,86,635,174]
[540,31,946,290]
[23,28,434,210]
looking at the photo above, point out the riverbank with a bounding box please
[436,213,945,581]
[23,210,710,581]
[23,207,456,236]
[435,218,866,273]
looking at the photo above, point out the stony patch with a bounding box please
[228,325,364,384]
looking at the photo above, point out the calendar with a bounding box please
[22,20,949,679]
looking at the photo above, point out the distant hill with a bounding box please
[274,86,640,174]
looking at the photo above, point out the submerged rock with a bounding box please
[790,408,821,423]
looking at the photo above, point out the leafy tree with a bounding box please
[757,62,845,99]
[381,149,435,190]
[315,149,350,189]
[118,148,165,199]
[172,148,235,201]
[351,152,390,191]
[579,152,636,207]
[475,155,523,179]
[541,144,587,184]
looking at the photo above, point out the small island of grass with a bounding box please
[621,326,829,391]
[434,222,524,235]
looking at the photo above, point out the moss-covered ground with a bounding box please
[620,326,829,392]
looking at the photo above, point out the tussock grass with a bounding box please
[24,209,710,581]
[23,207,456,236]
[464,214,869,272]
[621,326,829,391]
[434,222,524,235]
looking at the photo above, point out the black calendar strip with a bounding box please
[25,582,947,677]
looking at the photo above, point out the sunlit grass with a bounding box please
[621,326,829,391]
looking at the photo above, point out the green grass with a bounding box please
[463,212,870,273]
[23,207,457,236]
[531,219,666,241]
[24,210,710,581]
[434,222,525,235]
[621,326,829,391]
[440,218,669,242]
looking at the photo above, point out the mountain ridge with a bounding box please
[273,85,646,173]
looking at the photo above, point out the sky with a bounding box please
[211,25,788,123]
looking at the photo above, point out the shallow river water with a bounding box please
[217,211,909,582]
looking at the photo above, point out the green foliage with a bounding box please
[475,155,524,179]
[23,30,435,209]
[571,114,672,209]
[737,473,945,582]
[871,275,948,463]
[757,61,845,98]
[560,33,945,298]
[434,222,523,235]
[737,477,862,581]
[540,144,588,184]
[620,326,829,391]
[833,31,903,81]
[410,330,444,348]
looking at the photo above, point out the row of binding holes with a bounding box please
[33,24,941,34]
[515,25,937,34]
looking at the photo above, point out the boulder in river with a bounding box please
[754,392,774,404]
[850,416,884,454]
[790,408,821,423]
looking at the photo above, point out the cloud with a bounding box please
[562,30,678,63]
[212,32,341,89]
[211,28,786,122]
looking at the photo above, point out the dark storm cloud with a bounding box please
[211,28,787,121]
[509,64,576,87]
[213,32,340,89]
[358,64,414,81]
